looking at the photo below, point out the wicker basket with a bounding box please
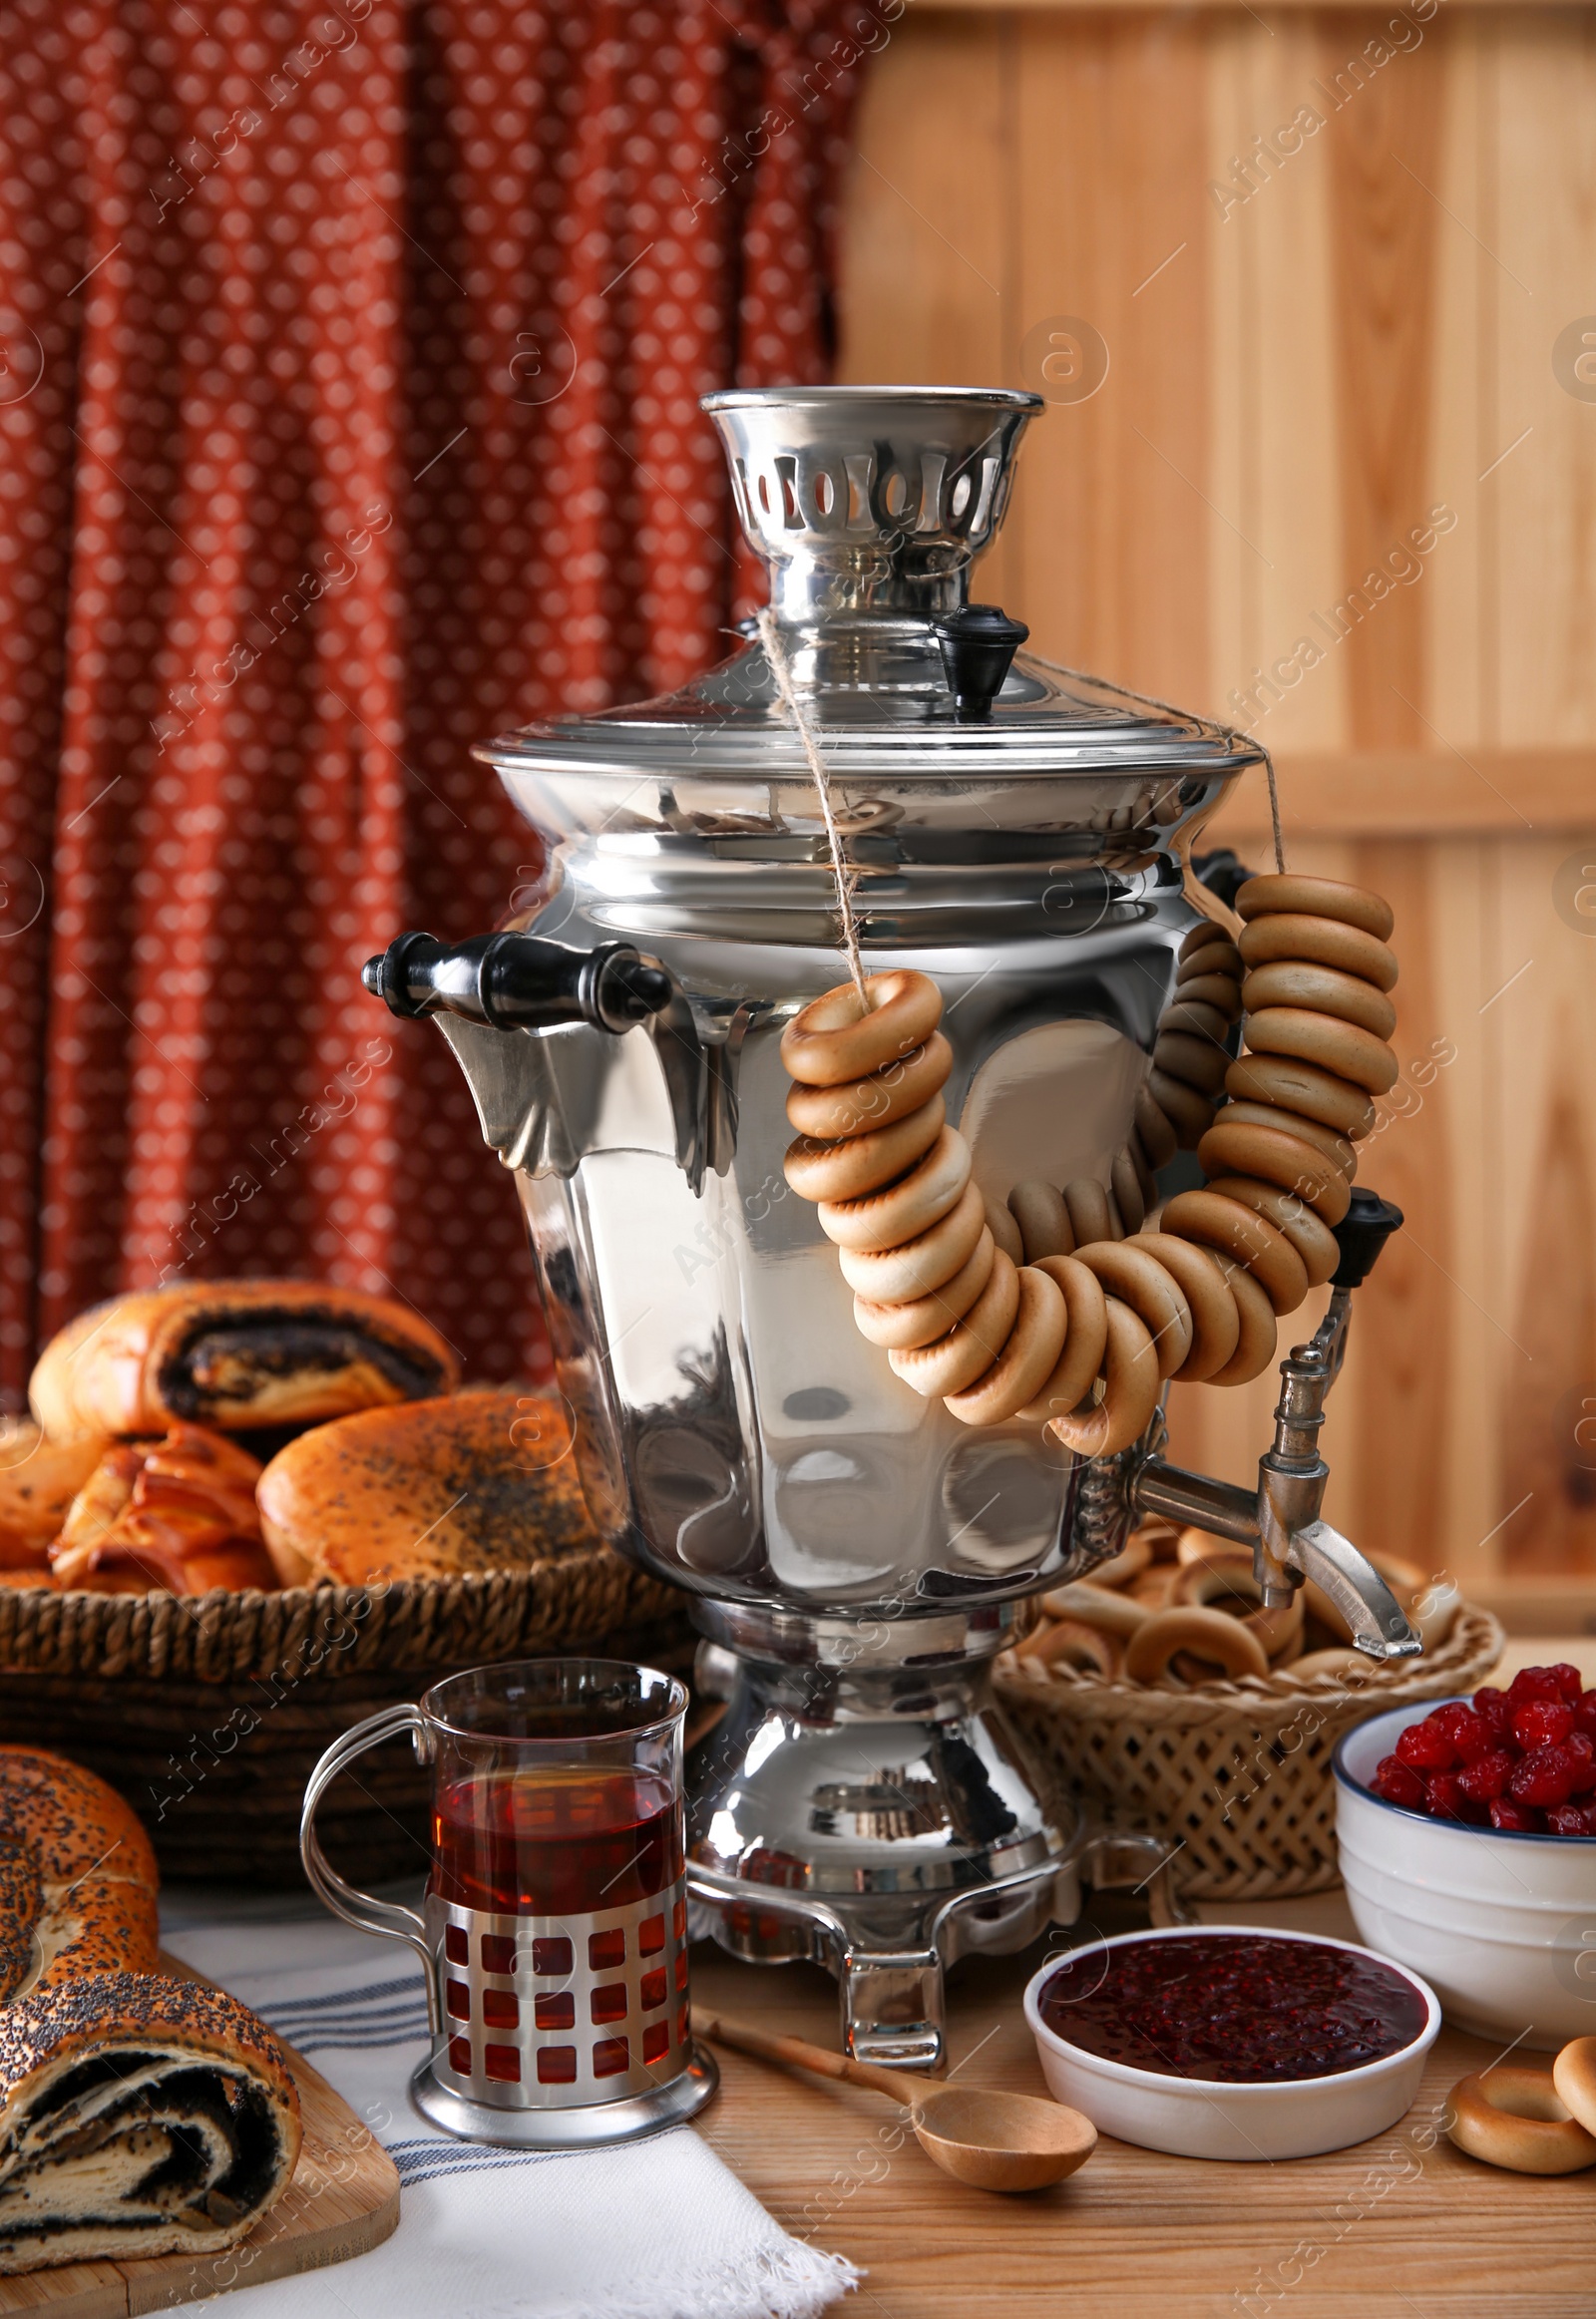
[0,1554,690,1887]
[996,1600,1505,1901]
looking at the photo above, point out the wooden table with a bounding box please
[690,1640,1596,2318]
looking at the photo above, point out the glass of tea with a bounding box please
[301,1658,717,2147]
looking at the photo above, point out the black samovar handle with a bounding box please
[363,931,674,1036]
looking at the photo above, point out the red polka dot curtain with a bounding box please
[0,0,871,1403]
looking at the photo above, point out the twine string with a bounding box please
[757,605,871,1009]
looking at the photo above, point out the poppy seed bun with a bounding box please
[30,1281,459,1439]
[255,1388,600,1586]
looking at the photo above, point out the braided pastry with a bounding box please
[781,875,1397,1455]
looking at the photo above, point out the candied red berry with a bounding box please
[1433,1704,1492,1761]
[1508,1743,1577,1807]
[1513,1700,1575,1750]
[1396,1719,1457,1770]
[1546,1804,1590,1836]
[1424,1771,1470,1818]
[1490,1798,1544,1832]
[1508,1666,1564,1707]
[1372,1754,1425,1808]
[1566,1734,1596,1795]
[1571,1693,1596,1741]
[1473,1687,1514,1738]
[1455,1748,1515,1804]
[1546,1663,1584,1702]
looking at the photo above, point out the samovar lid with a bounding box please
[477,386,1257,803]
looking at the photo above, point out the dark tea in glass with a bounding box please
[302,1657,704,2140]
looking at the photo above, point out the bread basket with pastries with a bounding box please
[995,1519,1504,1901]
[0,1283,688,1885]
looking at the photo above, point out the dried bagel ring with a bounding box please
[1287,1646,1368,1682]
[1134,1083,1179,1168]
[986,1195,1024,1264]
[1071,1526,1153,1586]
[1244,1006,1399,1097]
[1154,1029,1230,1096]
[1241,961,1397,1042]
[1206,1260,1278,1384]
[1147,1067,1215,1150]
[1110,1149,1146,1235]
[1446,2069,1596,2175]
[1018,1256,1110,1422]
[1039,1581,1150,1637]
[1236,873,1395,943]
[1019,1618,1120,1679]
[785,1032,953,1140]
[1064,1178,1116,1250]
[1177,939,1243,983]
[1192,1124,1352,1227]
[1122,1605,1271,1685]
[1552,2040,1596,2140]
[1172,971,1243,1021]
[818,1126,972,1250]
[1009,1179,1073,1263]
[1045,1299,1161,1458]
[945,1266,1068,1426]
[1160,1189,1309,1316]
[1171,1555,1306,1663]
[1122,1233,1240,1381]
[1225,1051,1376,1141]
[839,1178,987,1302]
[1072,1241,1194,1378]
[1248,1595,1307,1662]
[1211,1102,1358,1177]
[784,1094,946,1202]
[1238,913,1398,992]
[1179,920,1230,960]
[1157,998,1230,1043]
[889,1248,1020,1397]
[1203,1176,1341,1288]
[853,1227,996,1349]
[781,969,944,1087]
[1170,1552,1261,1609]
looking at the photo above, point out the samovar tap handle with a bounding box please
[363,929,674,1034]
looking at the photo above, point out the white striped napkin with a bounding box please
[160,1884,858,2319]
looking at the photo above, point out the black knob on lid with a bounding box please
[933,603,1029,722]
[1330,1189,1403,1289]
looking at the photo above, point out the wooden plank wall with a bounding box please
[836,5,1596,1608]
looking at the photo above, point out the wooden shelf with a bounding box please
[1205,750,1596,841]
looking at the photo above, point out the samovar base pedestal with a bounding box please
[684,1598,1177,2069]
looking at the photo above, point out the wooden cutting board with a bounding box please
[0,1966,399,2319]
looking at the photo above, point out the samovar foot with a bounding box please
[684,1598,1103,2068]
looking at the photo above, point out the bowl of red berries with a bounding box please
[1334,1665,1596,2048]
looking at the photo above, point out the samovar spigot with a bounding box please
[1130,1188,1418,1661]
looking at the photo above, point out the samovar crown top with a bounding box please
[699,384,1041,624]
[475,383,1260,840]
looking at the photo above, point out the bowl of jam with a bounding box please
[1023,1927,1439,2160]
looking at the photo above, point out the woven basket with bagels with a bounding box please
[997,1517,1503,1900]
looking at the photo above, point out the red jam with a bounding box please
[1038,1934,1426,2083]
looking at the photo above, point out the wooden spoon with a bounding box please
[697,2010,1096,2193]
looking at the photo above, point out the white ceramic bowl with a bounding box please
[1022,1925,1439,2160]
[1336,1699,1596,2050]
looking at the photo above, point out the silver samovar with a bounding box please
[365,387,1418,2067]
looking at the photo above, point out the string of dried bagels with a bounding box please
[780,872,1398,1442]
